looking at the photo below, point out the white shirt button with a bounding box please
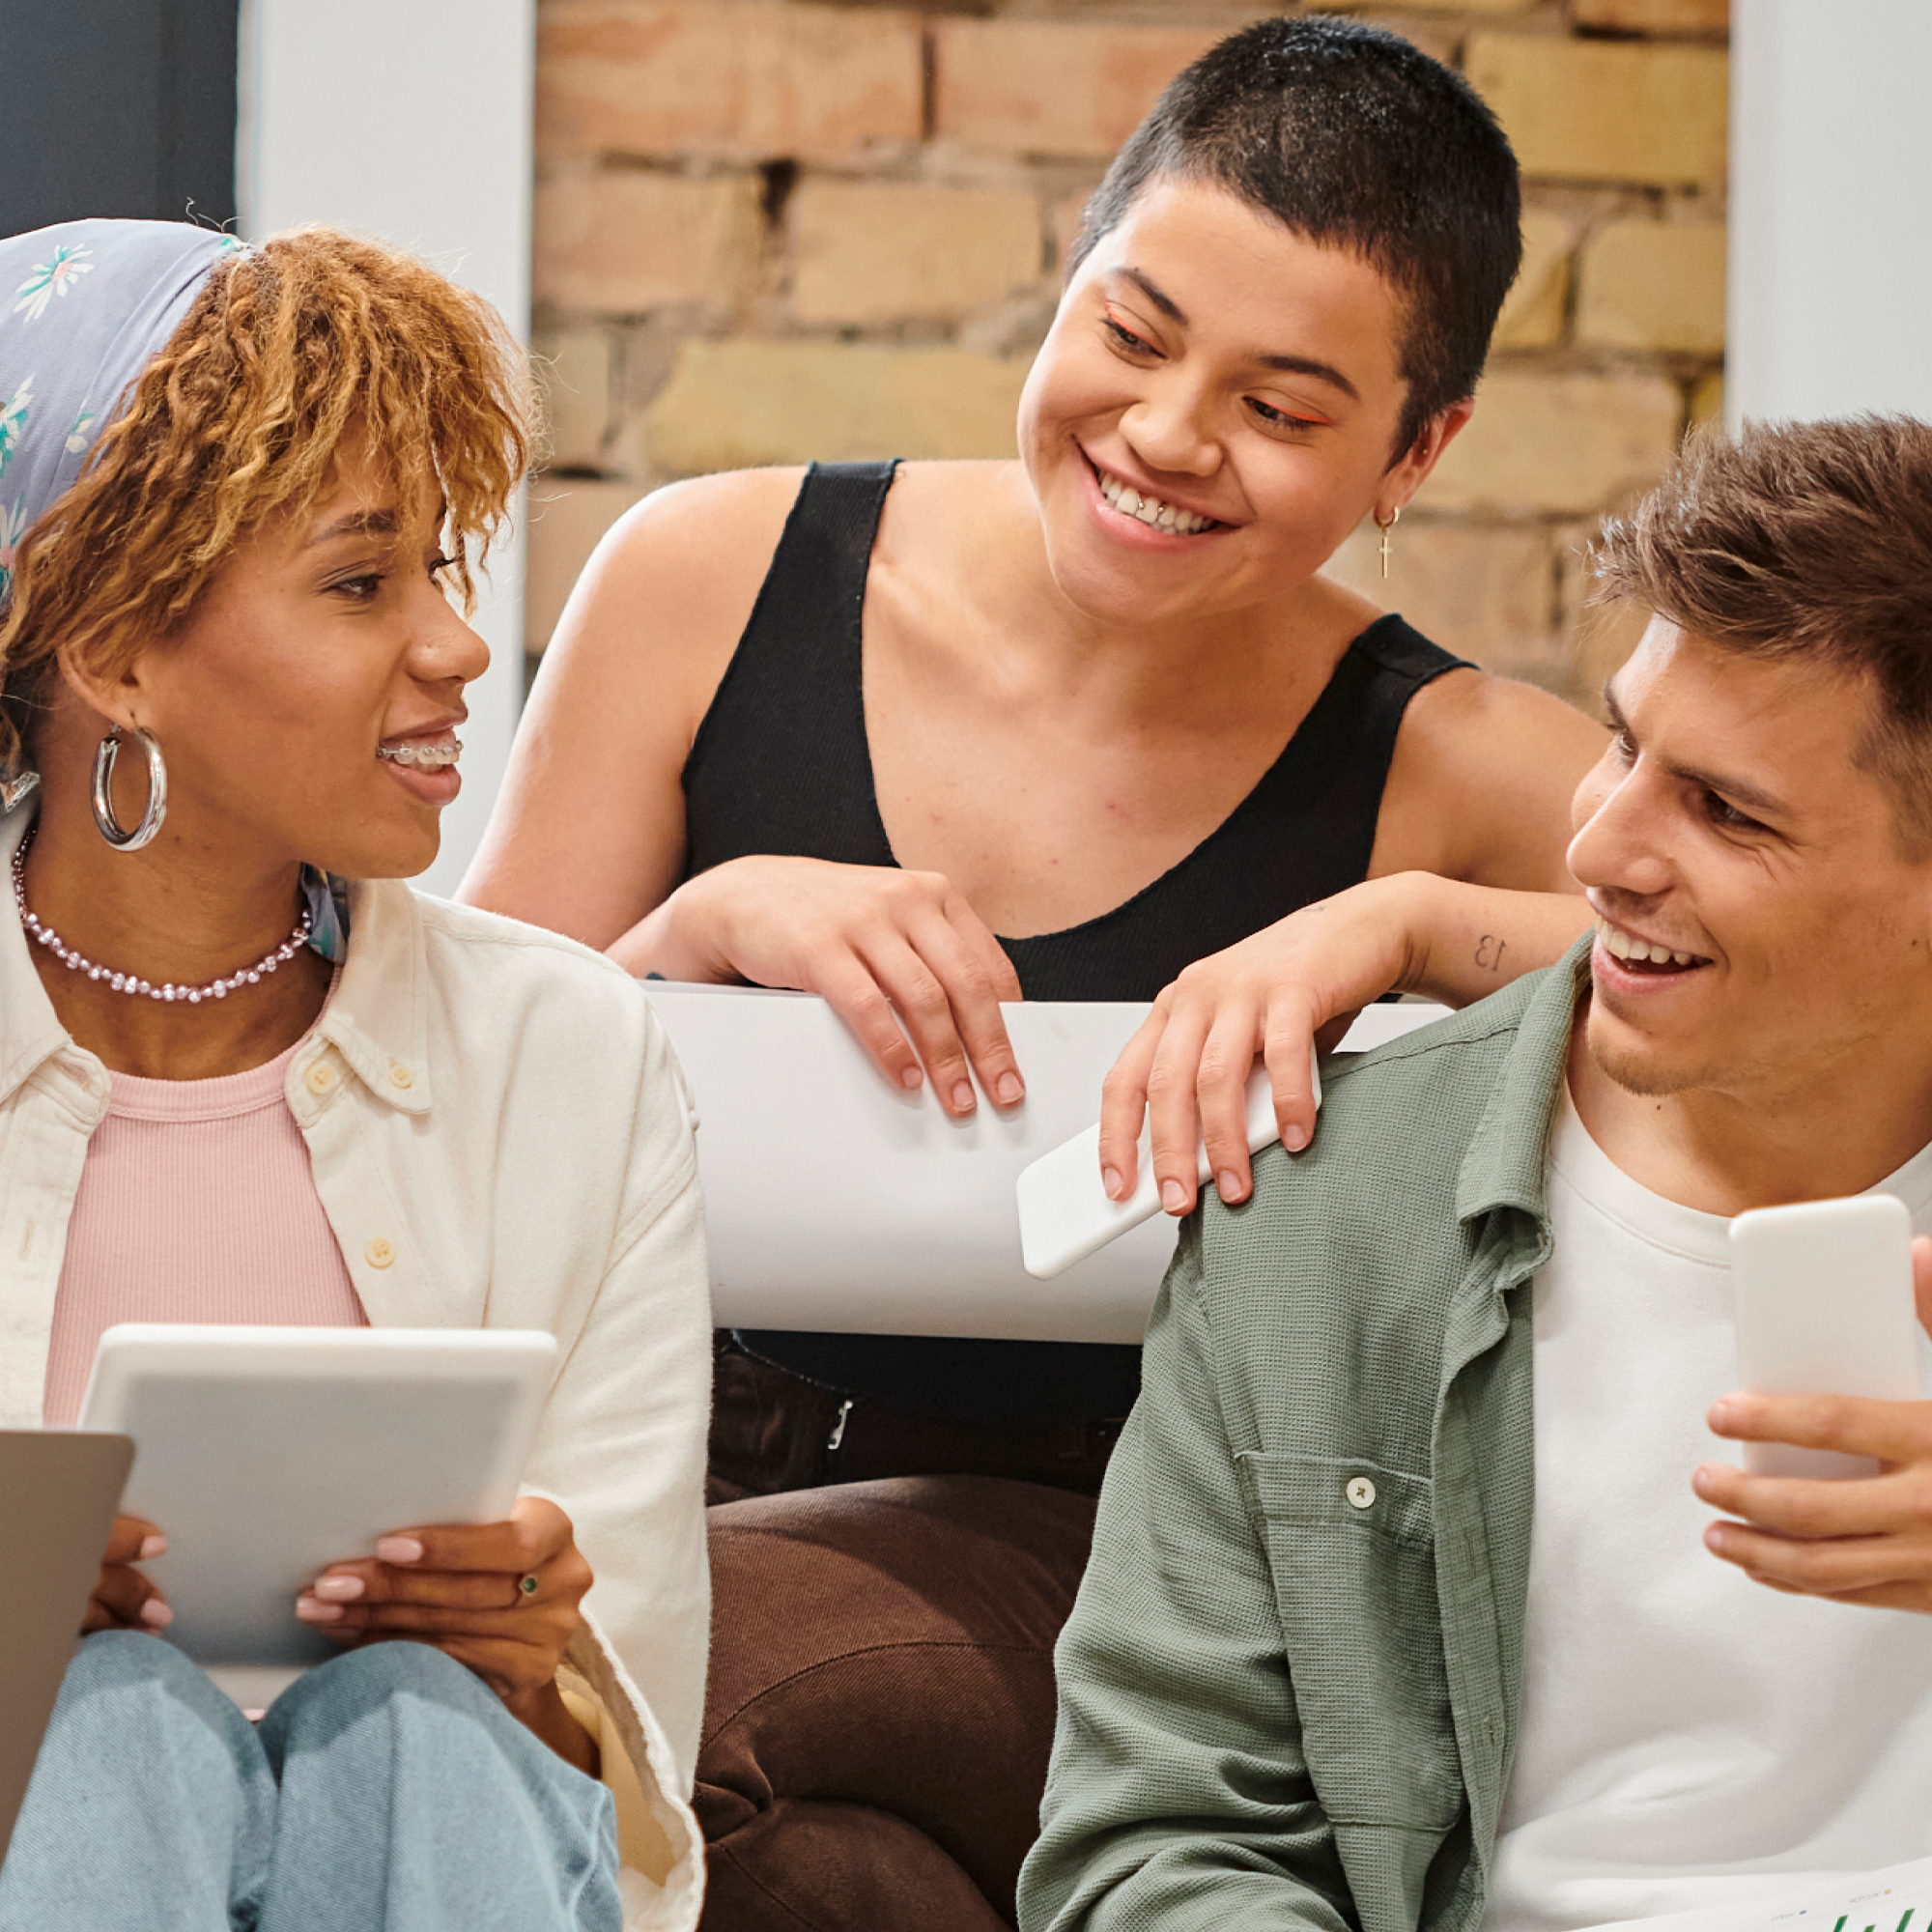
[364,1236,397,1269]
[388,1062,413,1090]
[304,1062,336,1095]
[1346,1475,1377,1511]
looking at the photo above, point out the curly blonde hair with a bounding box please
[0,224,536,771]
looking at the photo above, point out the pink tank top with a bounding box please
[43,1033,366,1427]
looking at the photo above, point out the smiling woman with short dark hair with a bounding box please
[466,14,1609,1928]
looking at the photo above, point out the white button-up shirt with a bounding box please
[0,806,712,1929]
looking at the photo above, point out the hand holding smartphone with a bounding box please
[1728,1193,1920,1479]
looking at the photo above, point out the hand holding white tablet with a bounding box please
[85,1512,172,1637]
[298,1495,598,1770]
[78,1324,558,1699]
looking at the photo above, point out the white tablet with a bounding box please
[77,1325,556,1692]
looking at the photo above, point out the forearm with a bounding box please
[607,883,728,981]
[1384,871,1594,1011]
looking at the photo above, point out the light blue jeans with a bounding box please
[0,1631,622,1931]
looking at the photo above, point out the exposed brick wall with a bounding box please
[526,0,1729,712]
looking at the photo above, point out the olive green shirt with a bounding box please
[1019,942,1594,1932]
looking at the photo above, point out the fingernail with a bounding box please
[1217,1170,1242,1201]
[996,1072,1023,1106]
[1691,1464,1716,1497]
[1160,1179,1186,1214]
[899,1067,923,1091]
[296,1596,344,1624]
[313,1574,365,1602]
[138,1598,173,1628]
[1102,1166,1123,1201]
[951,1081,977,1113]
[138,1534,167,1560]
[1709,1399,1737,1431]
[376,1537,424,1564]
[1282,1125,1308,1152]
[1704,1522,1727,1552]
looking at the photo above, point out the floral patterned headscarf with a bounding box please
[0,219,241,604]
[0,220,352,962]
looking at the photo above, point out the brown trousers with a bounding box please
[696,1343,1116,1931]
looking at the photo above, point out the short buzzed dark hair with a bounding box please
[1066,15,1522,459]
[1593,416,1932,853]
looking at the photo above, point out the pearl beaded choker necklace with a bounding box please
[12,831,312,1005]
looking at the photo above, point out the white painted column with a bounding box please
[236,0,534,897]
[1728,0,1932,425]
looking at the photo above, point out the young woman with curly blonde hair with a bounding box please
[0,219,710,1932]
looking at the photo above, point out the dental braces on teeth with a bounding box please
[377,742,463,770]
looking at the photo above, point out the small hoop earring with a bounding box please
[91,726,167,852]
[1375,505,1401,581]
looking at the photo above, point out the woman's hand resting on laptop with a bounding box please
[1698,1236,1932,1614]
[614,853,1027,1119]
[296,1496,599,1772]
[83,1515,170,1634]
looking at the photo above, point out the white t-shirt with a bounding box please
[1486,1090,1932,1932]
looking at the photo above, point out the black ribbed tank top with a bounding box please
[681,461,1470,1428]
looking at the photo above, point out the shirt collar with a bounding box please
[314,876,432,1114]
[0,806,79,1107]
[0,803,430,1115]
[1453,930,1594,1230]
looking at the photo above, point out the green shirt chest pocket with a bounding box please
[1237,1451,1463,1833]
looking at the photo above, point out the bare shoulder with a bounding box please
[1377,667,1608,888]
[1404,663,1606,762]
[528,465,808,777]
[603,464,806,571]
[463,467,808,935]
[559,465,808,671]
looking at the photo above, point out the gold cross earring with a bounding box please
[1375,505,1401,580]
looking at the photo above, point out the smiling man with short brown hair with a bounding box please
[1020,417,1932,1932]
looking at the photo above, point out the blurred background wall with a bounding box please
[525,0,1729,714]
[0,0,241,236]
[238,0,534,895]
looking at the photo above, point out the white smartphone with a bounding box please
[1729,1194,1919,1479]
[1016,1059,1315,1281]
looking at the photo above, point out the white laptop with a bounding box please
[641,985,1446,1344]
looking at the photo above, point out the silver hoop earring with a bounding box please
[91,726,167,852]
